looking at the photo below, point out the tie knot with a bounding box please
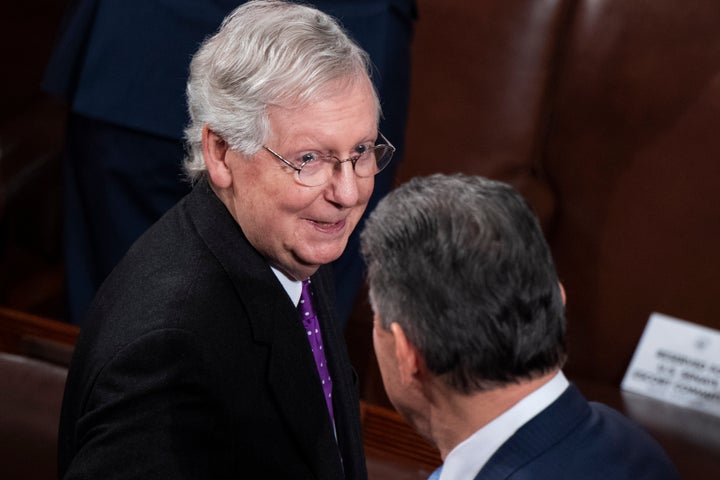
[298,279,315,319]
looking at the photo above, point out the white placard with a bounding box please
[621,312,720,417]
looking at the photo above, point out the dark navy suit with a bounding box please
[44,0,417,325]
[474,385,680,479]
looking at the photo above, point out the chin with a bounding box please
[306,243,348,265]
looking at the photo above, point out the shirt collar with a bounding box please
[270,266,302,305]
[439,371,570,480]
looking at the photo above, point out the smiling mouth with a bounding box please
[308,218,346,232]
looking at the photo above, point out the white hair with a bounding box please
[183,0,379,182]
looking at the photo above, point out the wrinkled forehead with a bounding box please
[272,74,380,118]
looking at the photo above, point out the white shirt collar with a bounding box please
[439,371,570,480]
[270,266,302,305]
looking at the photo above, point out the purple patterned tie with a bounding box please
[298,279,334,421]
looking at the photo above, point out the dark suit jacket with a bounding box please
[58,178,366,479]
[474,385,680,479]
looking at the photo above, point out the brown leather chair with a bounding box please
[0,352,68,480]
[0,308,77,479]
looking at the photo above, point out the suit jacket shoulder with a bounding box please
[475,384,680,479]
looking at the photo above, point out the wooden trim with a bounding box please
[0,307,79,365]
[361,401,442,472]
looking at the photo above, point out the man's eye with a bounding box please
[354,144,370,156]
[299,152,319,165]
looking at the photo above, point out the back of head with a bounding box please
[183,0,378,181]
[360,174,566,394]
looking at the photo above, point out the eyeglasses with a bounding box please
[263,132,395,187]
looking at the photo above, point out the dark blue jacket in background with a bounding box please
[44,0,418,141]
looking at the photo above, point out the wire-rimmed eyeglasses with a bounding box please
[263,132,395,187]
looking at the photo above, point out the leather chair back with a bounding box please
[0,352,68,480]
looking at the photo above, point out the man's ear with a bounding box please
[390,322,422,386]
[202,125,233,189]
[559,282,567,306]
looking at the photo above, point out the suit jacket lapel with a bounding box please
[186,179,345,478]
[475,385,590,480]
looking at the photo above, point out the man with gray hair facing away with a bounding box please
[360,174,679,479]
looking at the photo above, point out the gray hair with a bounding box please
[183,0,379,181]
[360,174,566,394]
